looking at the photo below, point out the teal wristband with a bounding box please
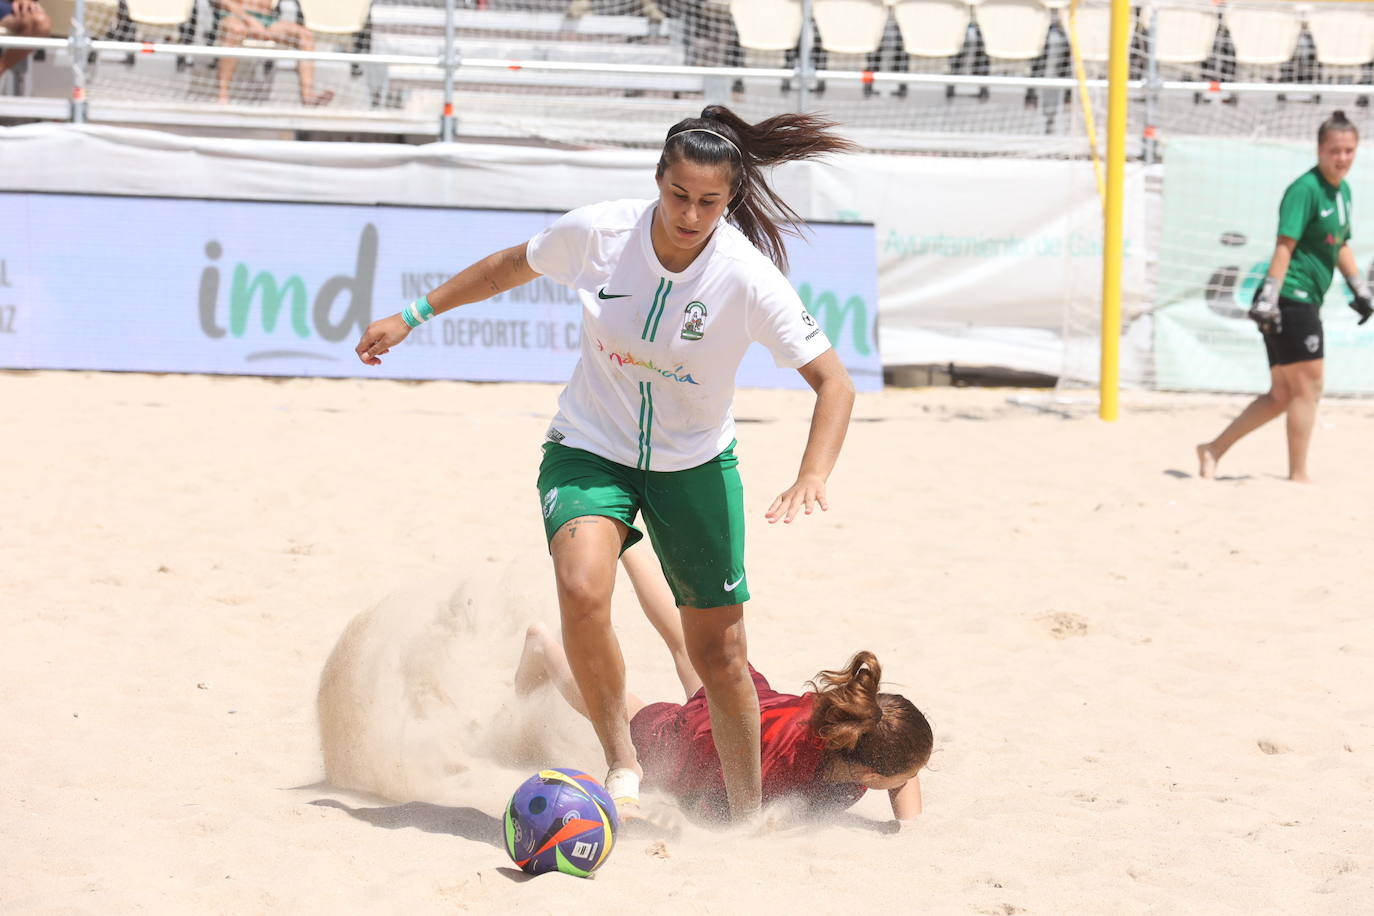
[415,295,436,321]
[400,303,421,328]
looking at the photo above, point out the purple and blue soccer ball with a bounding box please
[503,768,618,877]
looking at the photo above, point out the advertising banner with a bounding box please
[0,192,881,391]
[1155,138,1374,394]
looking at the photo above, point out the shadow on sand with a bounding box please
[309,798,504,850]
[1163,468,1254,481]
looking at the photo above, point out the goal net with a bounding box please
[1059,0,1374,397]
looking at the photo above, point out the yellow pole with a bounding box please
[1099,0,1129,421]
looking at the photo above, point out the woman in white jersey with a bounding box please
[355,106,858,821]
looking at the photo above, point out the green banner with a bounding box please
[1156,138,1374,394]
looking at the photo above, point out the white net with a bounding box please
[8,0,1127,151]
[10,0,1374,394]
[1057,0,1374,395]
[67,1,420,122]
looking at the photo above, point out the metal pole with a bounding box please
[797,0,813,112]
[1143,6,1159,165]
[70,0,88,123]
[441,0,457,141]
[1099,0,1129,421]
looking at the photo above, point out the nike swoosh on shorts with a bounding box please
[598,288,630,299]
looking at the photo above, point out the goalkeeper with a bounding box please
[1199,110,1371,483]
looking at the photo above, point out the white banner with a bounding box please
[806,155,1148,377]
[0,192,881,390]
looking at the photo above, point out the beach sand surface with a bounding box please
[3,370,1372,915]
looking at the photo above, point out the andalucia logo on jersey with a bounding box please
[680,301,707,340]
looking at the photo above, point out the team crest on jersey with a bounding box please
[680,301,707,340]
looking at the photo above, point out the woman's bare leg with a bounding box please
[1198,366,1293,478]
[550,516,641,783]
[680,603,760,821]
[515,621,645,720]
[216,17,249,102]
[621,544,703,698]
[1281,359,1323,482]
[0,5,50,78]
[268,21,334,105]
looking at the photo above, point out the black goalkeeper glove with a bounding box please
[1248,276,1281,334]
[1347,275,1373,325]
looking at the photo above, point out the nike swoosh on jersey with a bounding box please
[723,574,745,591]
[598,288,631,299]
[1321,208,1335,217]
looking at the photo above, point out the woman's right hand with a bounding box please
[355,314,412,365]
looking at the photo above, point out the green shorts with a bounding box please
[537,441,748,609]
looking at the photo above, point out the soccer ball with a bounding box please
[503,768,618,877]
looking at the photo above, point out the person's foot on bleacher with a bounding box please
[566,0,591,19]
[304,90,335,107]
[640,0,665,23]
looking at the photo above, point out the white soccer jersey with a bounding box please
[526,198,831,472]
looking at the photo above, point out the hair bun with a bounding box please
[1333,110,1348,121]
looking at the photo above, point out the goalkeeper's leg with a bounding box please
[1197,366,1293,478]
[1282,359,1324,483]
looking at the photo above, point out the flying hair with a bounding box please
[807,651,933,778]
[1319,110,1359,145]
[657,105,860,272]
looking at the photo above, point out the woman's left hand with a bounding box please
[765,476,828,524]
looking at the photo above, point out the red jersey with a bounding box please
[629,666,867,820]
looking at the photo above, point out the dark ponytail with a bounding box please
[1319,110,1358,145]
[807,651,933,777]
[656,105,859,272]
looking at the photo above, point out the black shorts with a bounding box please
[1263,297,1324,367]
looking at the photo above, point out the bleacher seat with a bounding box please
[125,0,195,28]
[730,0,804,68]
[299,0,372,42]
[814,0,889,89]
[369,4,698,103]
[1150,2,1218,68]
[972,0,1051,63]
[891,0,971,59]
[1223,6,1301,68]
[1307,8,1374,68]
[814,0,890,55]
[1069,0,1111,65]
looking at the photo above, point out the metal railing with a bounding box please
[2,0,1369,148]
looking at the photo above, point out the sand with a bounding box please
[3,369,1372,915]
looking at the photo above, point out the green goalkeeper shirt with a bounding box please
[1276,167,1352,306]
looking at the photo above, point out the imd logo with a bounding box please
[198,223,378,361]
